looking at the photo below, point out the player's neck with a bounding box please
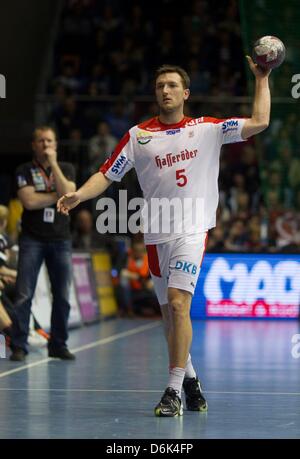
[158,110,185,126]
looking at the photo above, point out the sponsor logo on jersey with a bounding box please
[137,130,153,144]
[146,127,162,132]
[166,128,181,135]
[31,169,47,191]
[186,117,204,126]
[175,261,197,275]
[222,119,238,133]
[111,155,128,175]
[188,131,194,138]
[155,149,198,169]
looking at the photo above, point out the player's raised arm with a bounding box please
[241,56,271,140]
[57,172,112,215]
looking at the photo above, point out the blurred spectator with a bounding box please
[0,205,18,270]
[224,219,249,252]
[97,4,122,38]
[54,61,83,92]
[87,63,110,95]
[247,217,263,252]
[104,102,132,139]
[51,83,69,111]
[119,238,160,317]
[0,206,13,269]
[88,121,118,174]
[0,296,12,334]
[188,58,210,94]
[234,191,251,221]
[289,154,300,190]
[0,205,17,337]
[72,208,117,255]
[228,176,246,211]
[67,128,84,157]
[274,210,300,252]
[207,227,225,252]
[52,96,82,139]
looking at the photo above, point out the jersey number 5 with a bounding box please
[176,169,187,187]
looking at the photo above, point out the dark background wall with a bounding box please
[0,0,61,202]
[0,0,61,156]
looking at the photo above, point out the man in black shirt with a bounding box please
[10,126,76,361]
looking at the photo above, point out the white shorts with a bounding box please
[146,232,208,306]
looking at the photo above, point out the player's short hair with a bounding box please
[32,126,57,141]
[155,65,190,89]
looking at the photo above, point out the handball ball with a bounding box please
[252,36,286,70]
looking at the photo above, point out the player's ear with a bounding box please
[184,89,190,100]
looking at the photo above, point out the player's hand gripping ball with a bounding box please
[252,36,285,70]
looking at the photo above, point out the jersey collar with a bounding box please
[156,116,190,130]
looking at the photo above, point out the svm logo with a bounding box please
[137,130,153,145]
[111,155,128,175]
[222,120,238,131]
[0,74,6,99]
[175,261,197,275]
[166,128,180,135]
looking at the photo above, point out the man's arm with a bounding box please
[44,148,76,197]
[18,187,58,210]
[57,172,112,215]
[241,56,271,140]
[50,161,76,197]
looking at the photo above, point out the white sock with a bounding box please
[185,353,197,379]
[168,366,185,395]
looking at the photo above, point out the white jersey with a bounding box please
[100,115,247,244]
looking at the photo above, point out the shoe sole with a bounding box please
[186,402,208,412]
[154,405,183,417]
[48,355,75,360]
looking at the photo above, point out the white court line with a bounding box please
[0,321,161,379]
[0,388,299,396]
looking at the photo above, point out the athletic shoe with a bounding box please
[48,346,76,360]
[10,348,26,362]
[183,376,208,411]
[154,387,183,417]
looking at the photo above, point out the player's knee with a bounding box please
[168,299,189,319]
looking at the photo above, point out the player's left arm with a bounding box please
[241,56,271,140]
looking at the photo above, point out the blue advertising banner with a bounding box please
[191,253,300,319]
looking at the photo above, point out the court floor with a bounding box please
[0,318,299,439]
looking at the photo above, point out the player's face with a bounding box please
[32,130,57,159]
[155,73,190,113]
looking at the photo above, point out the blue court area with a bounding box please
[0,318,300,439]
